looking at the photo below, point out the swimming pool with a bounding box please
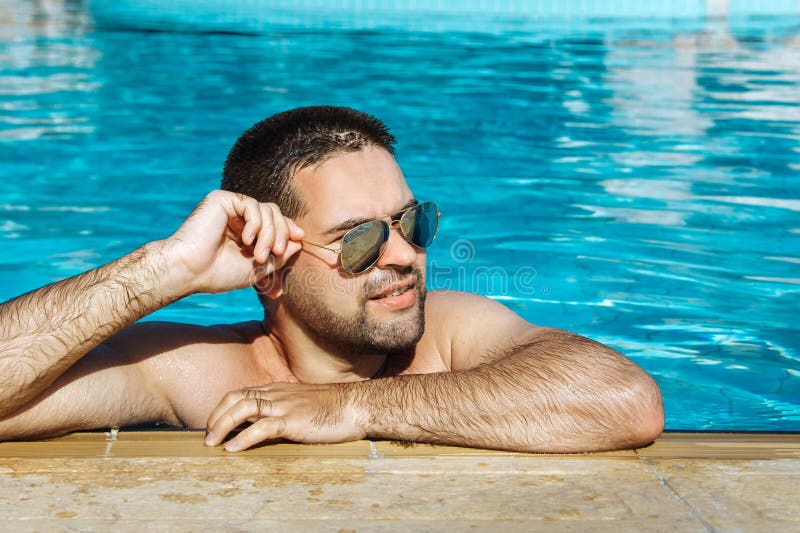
[1,1,798,432]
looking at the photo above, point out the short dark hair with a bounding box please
[221,106,396,218]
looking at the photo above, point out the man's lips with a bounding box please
[368,277,417,300]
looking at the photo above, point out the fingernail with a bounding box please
[224,440,239,452]
[204,431,215,445]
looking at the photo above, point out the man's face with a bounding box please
[280,145,427,354]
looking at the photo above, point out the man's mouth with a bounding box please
[368,278,418,309]
[369,278,416,299]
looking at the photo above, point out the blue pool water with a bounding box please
[1,2,798,431]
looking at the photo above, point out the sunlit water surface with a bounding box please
[1,2,798,430]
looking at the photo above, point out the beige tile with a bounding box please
[373,440,638,458]
[3,431,796,460]
[0,432,109,458]
[0,431,797,529]
[651,458,800,530]
[637,432,800,459]
[0,456,367,520]
[249,458,687,521]
[110,431,373,458]
[3,518,709,532]
[0,455,690,522]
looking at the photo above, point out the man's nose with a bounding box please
[375,227,417,269]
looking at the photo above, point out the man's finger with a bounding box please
[268,203,290,256]
[287,218,305,240]
[231,195,263,247]
[206,396,274,447]
[206,389,247,435]
[253,205,276,263]
[224,416,288,452]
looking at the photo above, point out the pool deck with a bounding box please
[0,431,797,531]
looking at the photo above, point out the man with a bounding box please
[0,106,663,452]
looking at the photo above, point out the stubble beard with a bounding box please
[282,265,426,355]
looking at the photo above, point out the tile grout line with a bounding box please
[103,428,119,457]
[369,441,380,459]
[635,451,716,532]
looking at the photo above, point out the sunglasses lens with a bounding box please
[341,221,390,273]
[402,201,439,248]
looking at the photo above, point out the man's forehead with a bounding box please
[293,146,413,230]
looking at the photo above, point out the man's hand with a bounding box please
[163,190,305,295]
[204,383,366,452]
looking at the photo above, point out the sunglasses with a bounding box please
[302,201,441,274]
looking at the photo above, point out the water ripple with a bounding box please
[0,2,798,430]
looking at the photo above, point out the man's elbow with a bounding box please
[625,371,665,448]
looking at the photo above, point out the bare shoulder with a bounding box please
[103,320,256,384]
[106,320,253,354]
[426,289,523,318]
[0,320,260,440]
[104,320,263,427]
[425,290,535,333]
[425,290,542,370]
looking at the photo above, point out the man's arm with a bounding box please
[351,328,663,452]
[0,243,179,420]
[205,292,664,453]
[349,291,664,452]
[0,191,303,430]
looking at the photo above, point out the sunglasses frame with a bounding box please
[302,201,441,274]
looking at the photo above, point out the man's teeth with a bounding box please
[382,287,409,298]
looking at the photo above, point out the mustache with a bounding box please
[362,265,423,297]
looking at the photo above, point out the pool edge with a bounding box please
[0,430,797,459]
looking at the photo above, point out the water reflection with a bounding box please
[0,1,97,141]
[0,1,798,430]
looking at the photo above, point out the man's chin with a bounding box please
[367,331,422,354]
[364,302,425,352]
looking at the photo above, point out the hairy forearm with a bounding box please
[0,240,184,417]
[347,330,663,453]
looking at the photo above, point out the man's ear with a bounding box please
[253,243,303,301]
[254,272,283,300]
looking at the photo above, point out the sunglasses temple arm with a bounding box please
[301,241,340,254]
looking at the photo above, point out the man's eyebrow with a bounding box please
[322,199,418,236]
